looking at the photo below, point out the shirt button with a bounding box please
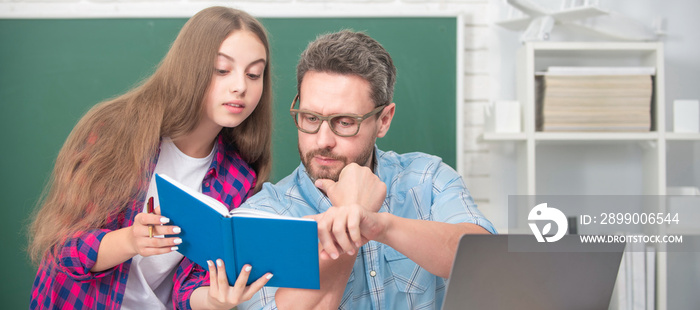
[370,270,377,277]
[205,182,210,187]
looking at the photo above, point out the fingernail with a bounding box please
[207,260,213,267]
[160,217,170,224]
[174,238,182,244]
[245,265,252,272]
[217,259,223,267]
[355,242,361,248]
[266,274,273,280]
[172,227,181,233]
[331,253,339,260]
[347,250,354,255]
[170,246,179,251]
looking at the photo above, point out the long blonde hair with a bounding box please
[28,6,272,264]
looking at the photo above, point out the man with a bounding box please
[238,30,496,310]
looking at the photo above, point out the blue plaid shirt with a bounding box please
[238,147,496,310]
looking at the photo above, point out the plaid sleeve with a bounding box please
[173,257,210,310]
[54,229,117,281]
[431,163,497,234]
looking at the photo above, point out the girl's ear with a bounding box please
[376,103,395,138]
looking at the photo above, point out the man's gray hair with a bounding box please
[296,30,397,107]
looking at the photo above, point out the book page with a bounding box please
[158,174,313,221]
[157,174,230,216]
[231,208,314,221]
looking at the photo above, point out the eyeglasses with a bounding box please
[289,94,386,137]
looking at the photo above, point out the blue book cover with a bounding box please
[155,173,320,290]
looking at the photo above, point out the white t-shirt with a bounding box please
[121,137,215,310]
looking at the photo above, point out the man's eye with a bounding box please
[335,117,356,127]
[304,115,319,122]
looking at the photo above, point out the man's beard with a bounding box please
[299,141,375,182]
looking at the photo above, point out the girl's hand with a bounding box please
[204,259,272,309]
[129,205,182,257]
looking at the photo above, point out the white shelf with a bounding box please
[529,41,660,51]
[512,41,666,196]
[481,132,527,141]
[495,17,532,31]
[492,41,691,310]
[534,132,659,141]
[483,132,661,142]
[550,5,608,23]
[665,133,700,141]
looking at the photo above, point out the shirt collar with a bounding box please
[295,164,332,213]
[206,135,227,180]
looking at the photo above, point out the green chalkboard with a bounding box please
[0,17,456,307]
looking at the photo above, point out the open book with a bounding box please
[155,173,320,289]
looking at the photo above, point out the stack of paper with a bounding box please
[535,67,654,132]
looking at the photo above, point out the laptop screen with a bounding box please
[442,235,624,310]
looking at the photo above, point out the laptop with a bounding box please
[441,235,625,310]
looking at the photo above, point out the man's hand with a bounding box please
[306,204,387,260]
[315,163,386,212]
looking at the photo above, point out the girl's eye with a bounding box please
[247,73,261,80]
[216,69,229,75]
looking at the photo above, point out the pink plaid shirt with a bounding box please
[30,135,256,310]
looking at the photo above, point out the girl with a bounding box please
[28,7,273,310]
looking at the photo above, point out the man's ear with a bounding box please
[376,103,395,138]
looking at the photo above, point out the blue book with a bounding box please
[155,173,320,290]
